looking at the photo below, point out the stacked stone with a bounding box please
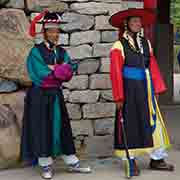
[0,0,143,167]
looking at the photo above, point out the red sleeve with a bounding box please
[110,49,124,102]
[149,53,167,94]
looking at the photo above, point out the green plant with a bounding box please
[171,0,180,25]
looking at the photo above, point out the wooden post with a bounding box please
[155,24,174,104]
[144,0,173,104]
[155,0,173,104]
[144,0,157,45]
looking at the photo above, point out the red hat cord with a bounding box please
[29,9,49,37]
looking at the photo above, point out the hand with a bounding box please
[116,102,123,111]
[156,94,159,101]
[48,65,55,70]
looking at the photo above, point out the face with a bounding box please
[44,28,60,44]
[127,17,142,33]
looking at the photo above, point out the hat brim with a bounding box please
[109,8,156,28]
[37,20,68,24]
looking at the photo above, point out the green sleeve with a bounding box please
[26,47,51,85]
[63,50,78,72]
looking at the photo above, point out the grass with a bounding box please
[173,44,180,73]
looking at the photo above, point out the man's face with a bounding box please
[128,17,142,33]
[44,28,60,44]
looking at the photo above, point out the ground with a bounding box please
[0,150,179,180]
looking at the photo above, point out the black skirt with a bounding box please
[114,78,153,150]
[20,86,76,161]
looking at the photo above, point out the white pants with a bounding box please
[150,147,168,160]
[38,155,79,167]
[122,147,168,161]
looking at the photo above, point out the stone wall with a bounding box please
[0,0,143,168]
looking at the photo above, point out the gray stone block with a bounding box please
[63,75,89,90]
[66,45,92,60]
[93,43,113,57]
[70,31,100,46]
[90,74,112,90]
[66,103,82,120]
[61,12,94,32]
[69,90,100,103]
[78,59,100,75]
[83,103,115,119]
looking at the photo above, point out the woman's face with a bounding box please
[44,28,60,44]
[127,17,142,33]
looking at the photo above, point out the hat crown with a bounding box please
[109,8,156,28]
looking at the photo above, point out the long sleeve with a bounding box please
[27,47,52,86]
[41,73,62,88]
[110,41,125,102]
[42,49,77,86]
[63,51,78,72]
[54,63,73,82]
[149,54,167,94]
[27,47,63,88]
[148,40,167,94]
[52,50,76,82]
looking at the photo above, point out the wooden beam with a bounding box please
[157,0,170,23]
[144,0,157,8]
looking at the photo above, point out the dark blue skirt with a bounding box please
[20,86,75,162]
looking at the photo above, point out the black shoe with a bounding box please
[149,159,174,171]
